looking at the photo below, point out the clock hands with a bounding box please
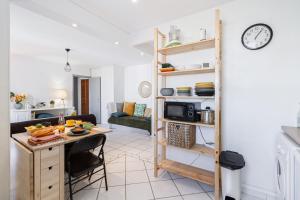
[255,29,263,40]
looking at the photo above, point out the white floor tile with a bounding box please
[126,170,149,184]
[169,172,185,180]
[127,148,143,156]
[126,161,146,171]
[126,155,141,162]
[106,162,125,173]
[174,178,204,195]
[182,193,212,200]
[147,169,171,182]
[101,172,125,188]
[198,182,214,192]
[158,196,183,200]
[150,180,180,199]
[73,188,99,200]
[144,161,154,169]
[126,182,154,200]
[109,156,125,164]
[73,174,103,191]
[98,185,125,200]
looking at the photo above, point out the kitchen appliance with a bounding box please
[291,149,300,200]
[164,101,201,122]
[198,107,215,125]
[276,133,295,200]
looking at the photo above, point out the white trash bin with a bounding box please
[220,151,245,200]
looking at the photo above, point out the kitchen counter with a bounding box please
[282,126,300,145]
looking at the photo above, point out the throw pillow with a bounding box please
[144,108,152,118]
[133,104,146,117]
[111,112,128,118]
[123,102,136,116]
[116,102,124,113]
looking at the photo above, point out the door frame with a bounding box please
[89,77,101,124]
[72,75,91,115]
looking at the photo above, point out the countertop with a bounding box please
[282,126,300,145]
[12,127,112,151]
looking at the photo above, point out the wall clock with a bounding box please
[241,23,273,50]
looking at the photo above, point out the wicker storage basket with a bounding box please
[167,122,196,149]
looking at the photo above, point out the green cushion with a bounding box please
[111,112,128,118]
[133,104,146,117]
[108,116,151,133]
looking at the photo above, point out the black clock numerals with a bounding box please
[241,23,273,50]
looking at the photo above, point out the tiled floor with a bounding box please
[65,125,260,200]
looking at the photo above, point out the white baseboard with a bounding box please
[242,184,277,200]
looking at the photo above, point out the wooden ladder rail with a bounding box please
[214,9,222,200]
[153,28,167,176]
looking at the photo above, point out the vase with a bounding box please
[14,103,23,110]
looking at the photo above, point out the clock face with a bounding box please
[242,23,273,50]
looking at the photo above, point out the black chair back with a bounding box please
[68,134,106,158]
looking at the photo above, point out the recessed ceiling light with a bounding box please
[140,52,144,56]
[114,41,120,45]
[132,0,138,3]
[72,23,78,28]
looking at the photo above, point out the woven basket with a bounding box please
[167,123,196,149]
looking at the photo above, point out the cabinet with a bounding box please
[11,140,64,200]
[10,107,75,123]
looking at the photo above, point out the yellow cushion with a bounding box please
[123,102,136,116]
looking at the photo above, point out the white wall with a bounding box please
[92,66,115,123]
[0,0,10,199]
[10,55,91,107]
[92,65,126,124]
[130,0,300,198]
[124,64,153,107]
[114,65,125,103]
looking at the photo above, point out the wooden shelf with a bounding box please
[158,68,215,76]
[159,118,215,128]
[158,39,215,55]
[158,139,215,156]
[156,96,214,100]
[153,10,222,200]
[159,159,215,185]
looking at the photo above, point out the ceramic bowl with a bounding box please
[160,88,175,96]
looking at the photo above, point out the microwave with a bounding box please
[164,101,201,122]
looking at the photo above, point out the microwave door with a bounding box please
[166,105,187,121]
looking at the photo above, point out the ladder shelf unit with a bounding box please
[153,10,222,200]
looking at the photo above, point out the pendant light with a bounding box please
[64,48,71,72]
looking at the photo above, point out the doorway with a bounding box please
[81,79,89,115]
[73,76,101,124]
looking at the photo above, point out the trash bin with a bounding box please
[220,151,245,200]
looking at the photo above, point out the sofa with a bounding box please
[10,114,97,136]
[107,102,151,134]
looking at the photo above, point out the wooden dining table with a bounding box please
[11,126,112,200]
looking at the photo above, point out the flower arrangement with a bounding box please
[13,93,26,104]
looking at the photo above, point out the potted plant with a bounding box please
[50,100,55,108]
[13,93,26,109]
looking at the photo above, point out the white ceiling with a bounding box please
[10,0,233,67]
[10,4,151,67]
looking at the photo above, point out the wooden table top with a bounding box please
[12,126,112,151]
